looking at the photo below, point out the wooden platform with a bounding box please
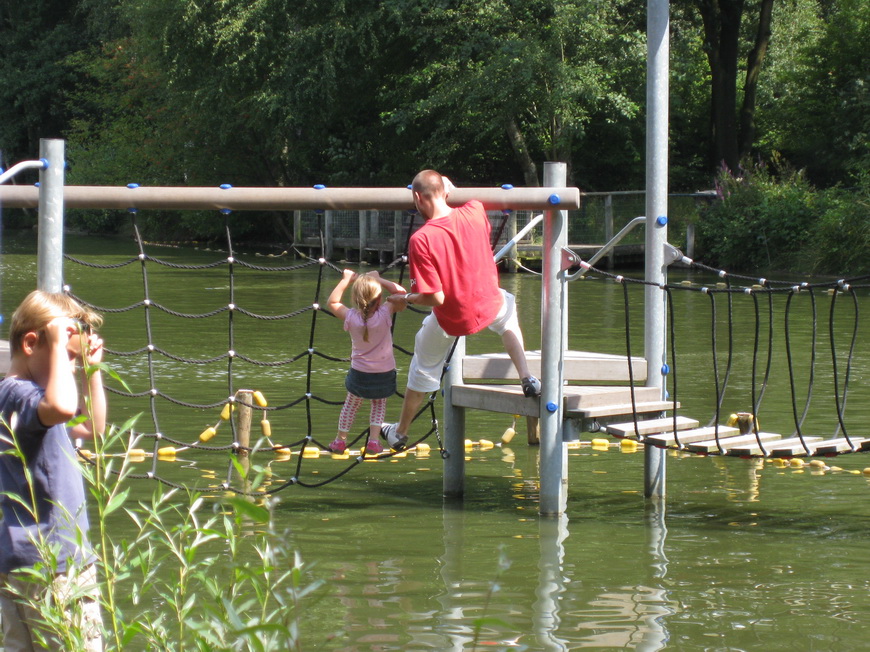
[463,350,647,383]
[452,349,670,444]
[451,384,663,419]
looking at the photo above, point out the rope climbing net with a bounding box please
[65,207,526,496]
[568,256,870,459]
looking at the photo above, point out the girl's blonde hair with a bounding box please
[350,274,382,342]
[9,290,103,355]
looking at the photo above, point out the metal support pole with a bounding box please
[644,0,670,498]
[505,212,518,273]
[604,194,614,270]
[539,162,568,516]
[37,139,65,293]
[443,336,466,498]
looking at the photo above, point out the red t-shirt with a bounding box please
[408,200,502,336]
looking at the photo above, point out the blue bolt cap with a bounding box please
[661,364,670,375]
[127,183,139,189]
[548,194,561,205]
[501,184,514,190]
[220,183,232,190]
[313,184,326,190]
[656,215,668,226]
[546,401,558,413]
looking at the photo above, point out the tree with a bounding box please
[692,0,775,173]
[0,0,95,164]
[383,0,647,187]
[771,0,869,185]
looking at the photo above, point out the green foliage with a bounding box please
[810,172,870,274]
[86,422,325,650]
[697,159,817,272]
[697,160,870,274]
[0,0,95,162]
[762,0,870,186]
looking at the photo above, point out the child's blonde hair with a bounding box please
[350,274,383,342]
[9,290,102,356]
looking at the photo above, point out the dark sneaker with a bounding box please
[380,422,408,451]
[521,376,542,398]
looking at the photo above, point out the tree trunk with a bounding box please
[739,0,774,159]
[697,0,745,173]
[505,117,540,186]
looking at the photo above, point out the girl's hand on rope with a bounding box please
[342,268,357,282]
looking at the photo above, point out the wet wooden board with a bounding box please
[606,416,699,438]
[573,400,678,419]
[687,431,782,454]
[810,437,870,455]
[727,436,823,457]
[645,425,740,448]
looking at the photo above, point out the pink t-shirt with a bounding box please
[344,303,395,373]
[409,200,502,336]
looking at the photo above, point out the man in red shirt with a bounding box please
[382,170,540,450]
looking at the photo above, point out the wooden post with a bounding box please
[393,210,403,258]
[359,210,368,262]
[235,390,253,476]
[324,211,334,260]
[293,210,302,246]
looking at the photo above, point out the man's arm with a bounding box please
[388,290,445,308]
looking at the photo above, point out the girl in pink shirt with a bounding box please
[326,270,406,454]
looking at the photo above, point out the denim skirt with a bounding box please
[345,368,397,400]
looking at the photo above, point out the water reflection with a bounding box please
[435,498,674,650]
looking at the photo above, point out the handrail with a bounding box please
[493,213,544,263]
[567,215,646,280]
[0,159,48,185]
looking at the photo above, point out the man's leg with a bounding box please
[396,388,427,436]
[383,313,454,449]
[489,290,541,397]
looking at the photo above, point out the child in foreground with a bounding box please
[0,290,106,651]
[327,270,406,455]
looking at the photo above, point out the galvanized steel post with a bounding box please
[644,0,670,498]
[443,336,467,498]
[37,139,65,293]
[539,162,568,516]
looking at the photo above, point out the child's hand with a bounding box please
[84,333,104,366]
[44,316,76,347]
[342,269,356,282]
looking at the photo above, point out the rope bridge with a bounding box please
[568,256,870,458]
[65,207,527,496]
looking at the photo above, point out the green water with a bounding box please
[3,230,870,651]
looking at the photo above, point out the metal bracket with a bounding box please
[663,243,684,267]
[561,247,583,272]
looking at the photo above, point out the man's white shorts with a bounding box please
[406,289,522,393]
